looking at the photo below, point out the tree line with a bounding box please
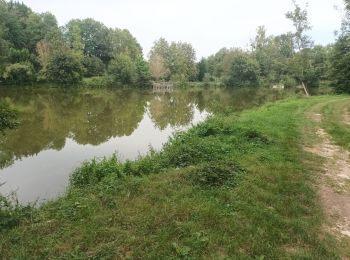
[196,0,349,93]
[0,0,349,93]
[0,0,150,87]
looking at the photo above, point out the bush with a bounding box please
[0,194,33,231]
[2,62,35,84]
[161,132,229,167]
[123,151,163,176]
[70,155,123,187]
[186,161,244,188]
[82,76,113,88]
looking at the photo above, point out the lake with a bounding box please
[0,87,285,204]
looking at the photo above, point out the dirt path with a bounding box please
[305,111,350,257]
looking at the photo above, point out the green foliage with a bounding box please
[286,0,313,50]
[108,53,136,85]
[197,58,208,81]
[0,1,148,87]
[82,55,105,77]
[46,49,84,84]
[82,75,112,88]
[3,62,35,84]
[70,155,123,187]
[0,194,33,231]
[8,48,32,63]
[0,102,18,133]
[331,35,350,93]
[66,19,112,64]
[226,53,260,88]
[149,38,197,81]
[186,161,243,188]
[109,28,143,61]
[134,56,151,87]
[321,99,350,150]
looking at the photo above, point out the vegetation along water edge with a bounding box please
[1,95,350,259]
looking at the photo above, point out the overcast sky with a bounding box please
[21,0,344,59]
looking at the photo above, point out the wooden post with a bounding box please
[302,82,310,97]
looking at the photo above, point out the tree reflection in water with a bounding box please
[0,87,285,203]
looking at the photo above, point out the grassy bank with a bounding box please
[1,96,348,258]
[320,98,350,151]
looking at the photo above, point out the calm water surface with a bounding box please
[0,87,284,204]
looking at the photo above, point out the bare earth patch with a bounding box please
[305,114,350,244]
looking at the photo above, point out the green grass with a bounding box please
[1,96,348,259]
[321,97,350,150]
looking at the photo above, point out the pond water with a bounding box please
[0,87,285,204]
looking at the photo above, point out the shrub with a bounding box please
[70,155,123,187]
[186,161,244,188]
[0,193,33,231]
[82,76,113,88]
[2,62,35,84]
[122,152,163,176]
[161,132,229,167]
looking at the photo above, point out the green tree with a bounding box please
[25,12,61,51]
[197,58,207,81]
[134,56,151,87]
[286,0,313,50]
[109,29,143,61]
[331,36,350,93]
[226,53,260,88]
[108,53,136,85]
[46,49,84,84]
[65,19,112,64]
[329,0,350,93]
[149,38,197,81]
[66,23,84,56]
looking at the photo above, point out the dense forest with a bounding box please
[0,0,349,93]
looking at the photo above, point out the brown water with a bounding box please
[0,87,285,204]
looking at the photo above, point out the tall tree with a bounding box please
[149,53,168,80]
[65,19,112,64]
[149,38,197,81]
[286,0,313,50]
[196,58,207,81]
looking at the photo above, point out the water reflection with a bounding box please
[0,87,284,203]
